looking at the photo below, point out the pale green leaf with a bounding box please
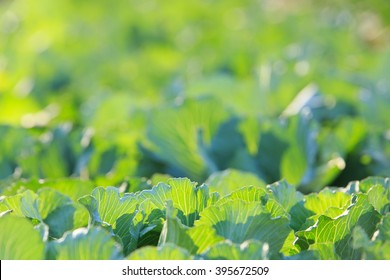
[137,178,210,226]
[0,216,45,259]
[158,201,196,253]
[359,177,390,193]
[79,187,137,225]
[50,227,123,260]
[37,188,73,220]
[296,194,381,259]
[206,169,266,196]
[201,240,268,260]
[268,180,304,212]
[308,243,340,260]
[215,186,267,206]
[127,244,192,260]
[158,201,223,255]
[367,184,389,214]
[351,215,390,260]
[187,225,224,254]
[145,98,228,181]
[79,187,138,254]
[267,180,310,230]
[280,114,317,186]
[195,200,291,257]
[304,188,351,217]
[3,190,41,221]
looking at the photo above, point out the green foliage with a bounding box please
[1,0,389,192]
[0,216,45,259]
[47,227,123,260]
[0,0,389,260]
[127,244,192,260]
[1,176,388,260]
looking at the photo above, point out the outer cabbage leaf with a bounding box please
[0,215,45,259]
[296,194,381,259]
[304,188,351,217]
[127,244,192,260]
[352,214,390,259]
[79,187,138,254]
[200,240,269,260]
[145,98,228,181]
[137,178,210,226]
[48,227,122,260]
[206,169,266,197]
[195,200,291,257]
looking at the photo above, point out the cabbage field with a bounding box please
[0,0,389,260]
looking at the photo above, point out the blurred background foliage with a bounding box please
[0,0,389,193]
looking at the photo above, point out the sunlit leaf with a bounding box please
[79,187,138,254]
[0,216,45,259]
[127,244,192,260]
[206,169,266,197]
[49,227,123,260]
[200,240,268,260]
[195,200,291,257]
[296,194,381,259]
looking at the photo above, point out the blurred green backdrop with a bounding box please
[0,0,389,193]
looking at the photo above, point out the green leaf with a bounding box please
[79,187,138,254]
[127,244,192,260]
[38,188,73,219]
[1,178,95,202]
[3,188,88,238]
[201,240,268,260]
[0,216,45,259]
[265,199,288,219]
[158,201,224,254]
[296,194,381,259]
[267,180,311,230]
[3,190,42,221]
[351,215,390,259]
[363,242,390,259]
[367,184,389,214]
[352,226,371,249]
[281,148,307,186]
[79,187,137,225]
[268,180,304,212]
[308,243,340,260]
[149,173,172,186]
[206,169,266,197]
[304,188,351,217]
[256,122,288,182]
[158,201,196,253]
[289,201,314,231]
[187,225,224,254]
[0,178,43,196]
[137,183,171,210]
[159,201,224,254]
[49,227,123,260]
[280,230,300,256]
[145,98,228,181]
[238,117,261,156]
[377,213,390,241]
[195,200,291,257]
[215,186,267,206]
[301,117,366,193]
[44,205,76,238]
[137,178,210,226]
[359,177,390,193]
[135,199,165,248]
[169,178,202,226]
[41,178,96,201]
[280,114,317,186]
